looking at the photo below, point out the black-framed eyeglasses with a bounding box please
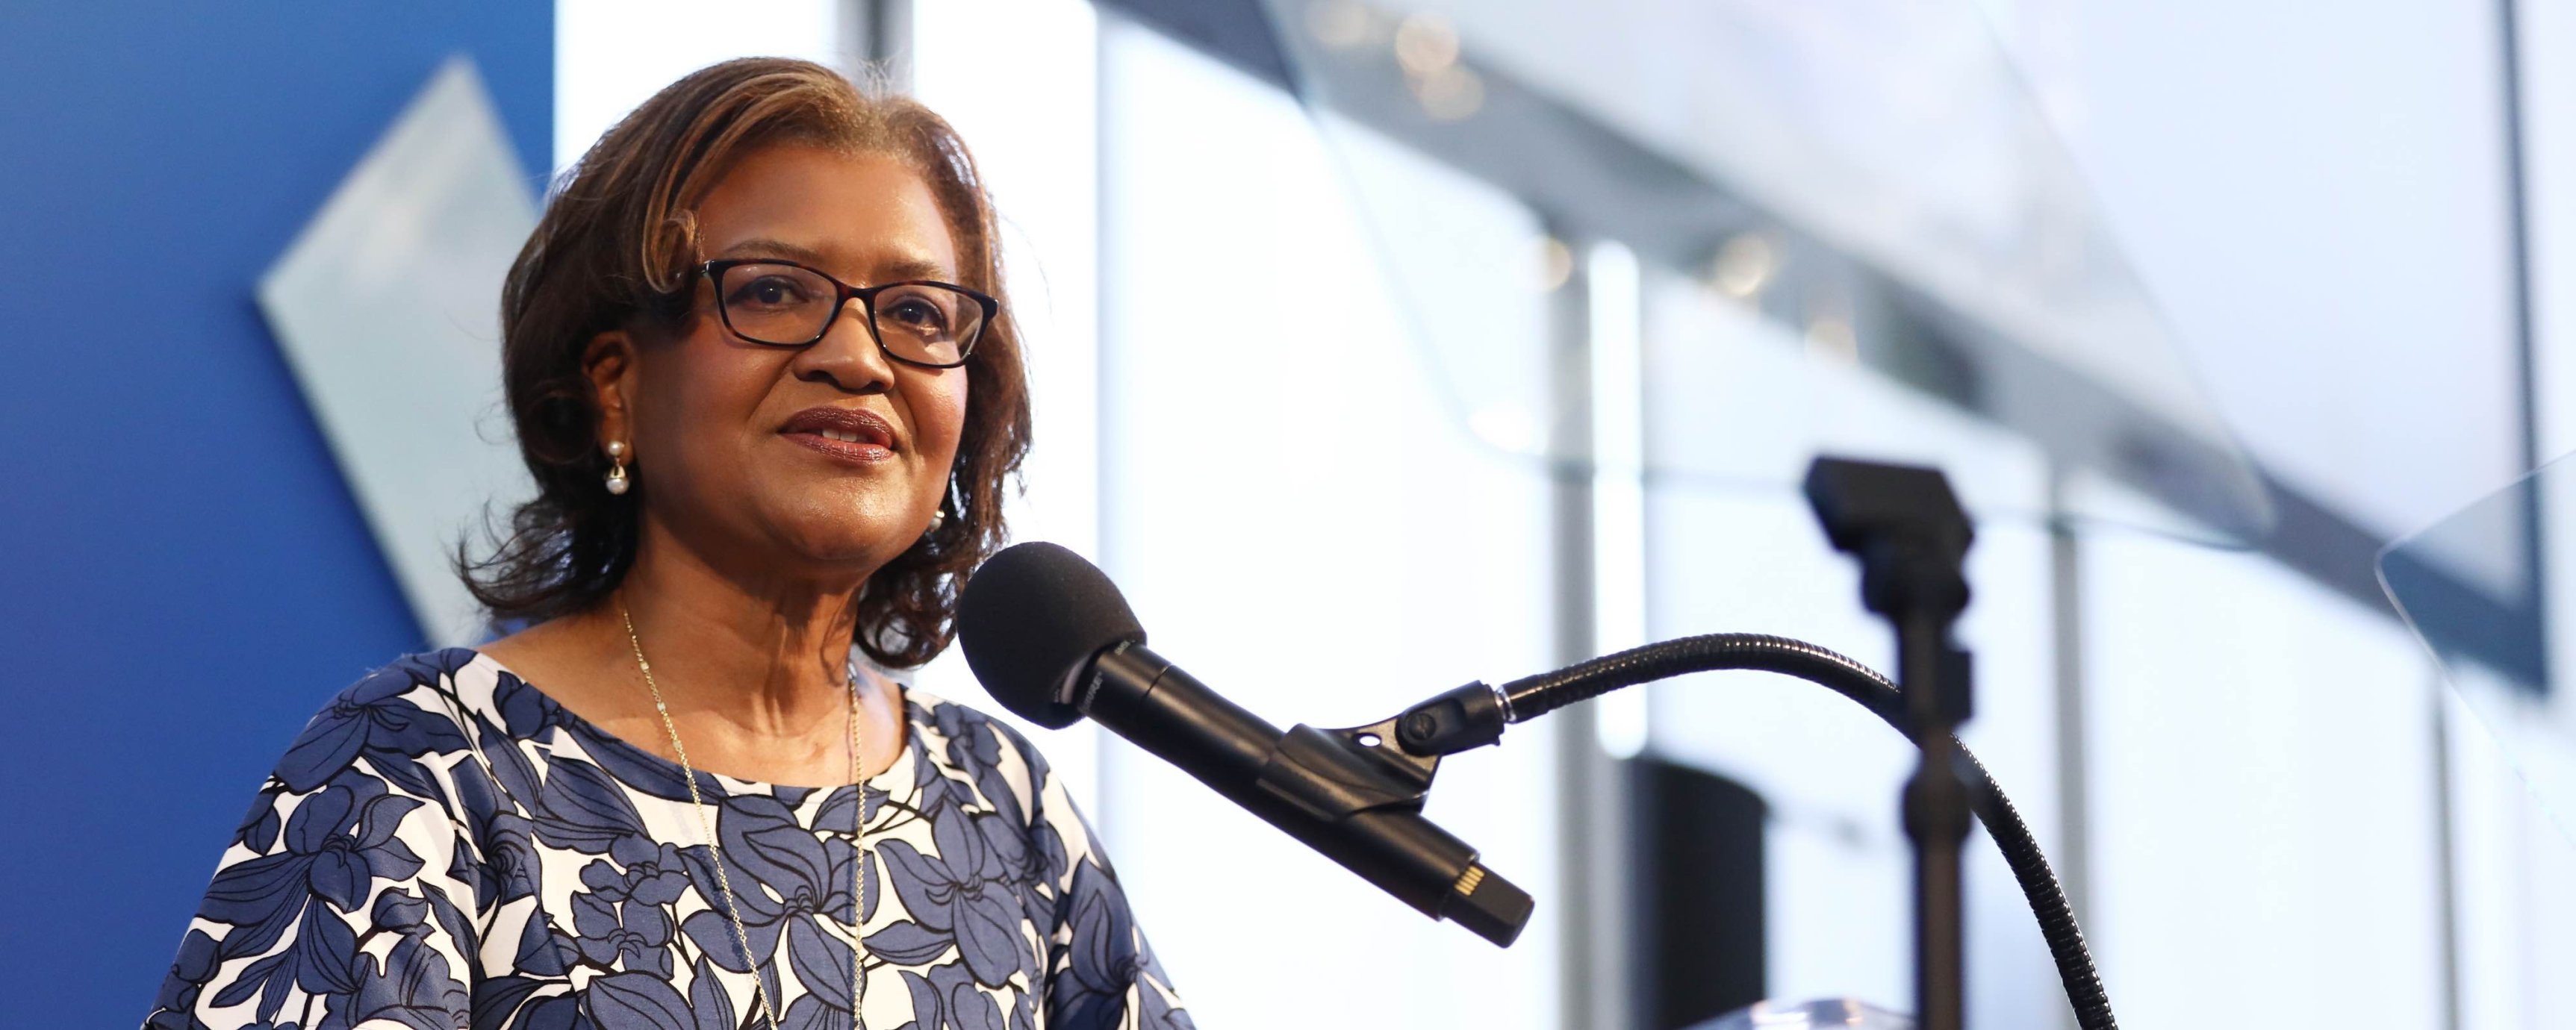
[700,258,997,369]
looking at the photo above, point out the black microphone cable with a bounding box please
[1495,634,2118,1030]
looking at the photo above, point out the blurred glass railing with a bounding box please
[1253,0,2274,544]
[2383,454,2576,843]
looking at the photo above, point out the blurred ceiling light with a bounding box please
[1412,64,1485,121]
[1537,234,1573,292]
[1306,0,1372,50]
[1393,12,1460,76]
[1708,231,1777,300]
[1804,313,1859,364]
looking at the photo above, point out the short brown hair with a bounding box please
[461,57,1030,668]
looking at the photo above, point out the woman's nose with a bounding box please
[790,298,896,393]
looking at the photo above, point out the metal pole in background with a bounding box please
[1549,229,1643,1030]
[838,0,914,91]
[2046,465,2094,1030]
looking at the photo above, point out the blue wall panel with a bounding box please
[0,4,549,1020]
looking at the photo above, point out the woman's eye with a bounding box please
[885,296,951,333]
[729,275,812,309]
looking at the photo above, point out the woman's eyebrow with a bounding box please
[877,257,954,282]
[718,239,954,282]
[717,237,834,265]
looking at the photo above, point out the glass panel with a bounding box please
[2383,454,2576,842]
[1254,0,2274,543]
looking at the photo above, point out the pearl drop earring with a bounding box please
[925,478,962,534]
[604,440,631,496]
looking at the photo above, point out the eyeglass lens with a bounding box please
[715,262,983,365]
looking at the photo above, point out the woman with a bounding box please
[145,58,1189,1030]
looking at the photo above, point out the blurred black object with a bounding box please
[1633,760,1768,1029]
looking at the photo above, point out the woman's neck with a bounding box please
[609,522,871,740]
[479,518,910,787]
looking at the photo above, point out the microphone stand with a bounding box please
[1802,458,1977,1030]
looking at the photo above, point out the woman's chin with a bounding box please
[761,513,927,571]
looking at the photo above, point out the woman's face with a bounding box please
[595,145,971,585]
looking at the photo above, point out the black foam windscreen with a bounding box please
[956,542,1146,728]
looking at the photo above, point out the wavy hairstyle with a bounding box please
[460,57,1030,668]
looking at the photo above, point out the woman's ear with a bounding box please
[584,330,637,452]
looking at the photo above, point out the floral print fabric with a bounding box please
[146,649,1190,1030]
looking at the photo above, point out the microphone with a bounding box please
[956,542,1534,946]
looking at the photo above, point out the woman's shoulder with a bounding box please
[904,686,1063,820]
[271,648,538,798]
[907,686,1051,761]
[906,685,1031,743]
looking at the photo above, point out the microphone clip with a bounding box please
[1252,678,1507,831]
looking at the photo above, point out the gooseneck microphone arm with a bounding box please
[1390,633,2118,1030]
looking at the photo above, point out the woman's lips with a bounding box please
[783,431,895,464]
[780,407,898,465]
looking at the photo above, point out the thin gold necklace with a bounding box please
[619,599,868,1029]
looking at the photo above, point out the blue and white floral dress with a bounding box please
[144,648,1191,1030]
